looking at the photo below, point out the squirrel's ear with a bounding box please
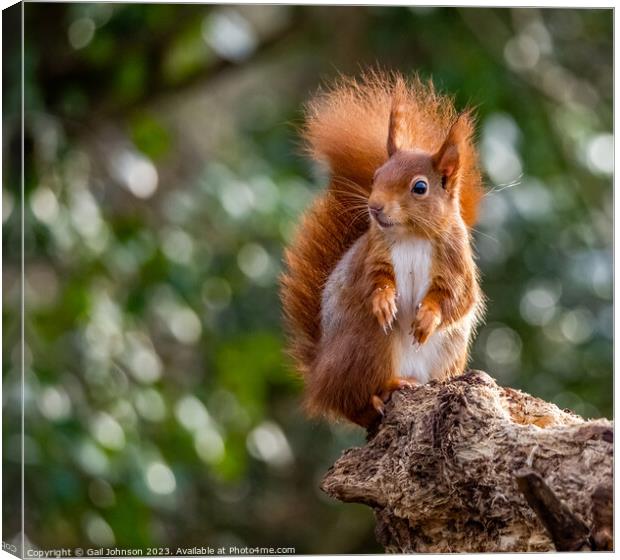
[387,80,407,157]
[433,111,472,184]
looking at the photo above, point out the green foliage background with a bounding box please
[3,4,612,554]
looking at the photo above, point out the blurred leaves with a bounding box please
[130,113,172,161]
[2,3,612,555]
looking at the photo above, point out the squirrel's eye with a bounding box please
[411,180,428,195]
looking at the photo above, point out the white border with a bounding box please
[0,2,615,559]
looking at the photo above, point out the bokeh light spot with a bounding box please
[145,462,176,495]
[134,388,167,422]
[84,513,115,546]
[484,326,522,367]
[202,10,257,62]
[161,228,195,264]
[126,334,163,384]
[169,307,202,345]
[559,308,594,344]
[77,441,109,476]
[175,395,211,432]
[237,243,270,280]
[68,18,96,50]
[246,421,294,468]
[111,150,158,199]
[194,430,226,464]
[481,114,523,185]
[30,187,59,224]
[218,180,255,218]
[504,34,540,71]
[585,133,613,175]
[520,280,561,326]
[91,413,126,451]
[38,386,72,421]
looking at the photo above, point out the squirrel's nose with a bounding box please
[369,204,384,216]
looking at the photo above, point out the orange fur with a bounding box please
[280,70,485,427]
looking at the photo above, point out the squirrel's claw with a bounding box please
[386,309,396,331]
[371,395,385,416]
[372,286,397,334]
[411,300,442,346]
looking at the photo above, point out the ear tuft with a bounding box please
[433,111,473,183]
[387,78,408,157]
[437,144,459,178]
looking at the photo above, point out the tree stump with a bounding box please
[320,370,613,552]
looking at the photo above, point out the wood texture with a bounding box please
[321,370,613,552]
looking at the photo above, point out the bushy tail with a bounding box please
[280,70,483,383]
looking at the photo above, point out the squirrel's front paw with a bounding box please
[410,301,441,345]
[372,286,397,333]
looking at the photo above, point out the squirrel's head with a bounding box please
[368,93,473,238]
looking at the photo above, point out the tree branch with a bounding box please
[515,469,591,551]
[321,370,612,553]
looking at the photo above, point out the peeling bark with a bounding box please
[321,370,613,552]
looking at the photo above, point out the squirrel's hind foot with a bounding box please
[378,377,417,402]
[367,378,416,426]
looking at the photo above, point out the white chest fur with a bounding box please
[391,237,443,383]
[391,237,432,312]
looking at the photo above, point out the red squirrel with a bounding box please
[281,71,485,427]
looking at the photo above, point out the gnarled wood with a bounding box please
[321,370,613,552]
